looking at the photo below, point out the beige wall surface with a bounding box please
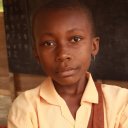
[0,0,3,12]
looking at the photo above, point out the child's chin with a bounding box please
[53,76,79,86]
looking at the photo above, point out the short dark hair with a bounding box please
[31,0,97,42]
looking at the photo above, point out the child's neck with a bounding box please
[53,75,87,96]
[53,75,88,119]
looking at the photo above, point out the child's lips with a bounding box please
[55,68,78,77]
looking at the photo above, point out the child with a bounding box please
[8,0,128,128]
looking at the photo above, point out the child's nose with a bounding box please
[55,47,72,62]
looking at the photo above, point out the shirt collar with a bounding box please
[39,77,62,106]
[81,73,98,104]
[39,73,99,106]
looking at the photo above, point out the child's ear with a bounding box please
[91,37,100,56]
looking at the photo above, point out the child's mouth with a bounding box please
[55,68,78,77]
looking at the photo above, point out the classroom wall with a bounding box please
[0,11,44,95]
[0,11,12,126]
[0,11,13,99]
[0,8,45,92]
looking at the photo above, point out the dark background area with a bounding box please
[3,0,128,80]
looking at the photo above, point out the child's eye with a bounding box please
[40,40,56,47]
[70,36,82,43]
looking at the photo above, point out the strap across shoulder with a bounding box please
[87,83,104,128]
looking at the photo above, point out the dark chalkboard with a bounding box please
[3,0,128,80]
[3,0,43,74]
[89,0,128,80]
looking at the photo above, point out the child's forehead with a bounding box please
[35,8,92,31]
[37,7,86,17]
[32,2,96,37]
[34,8,93,38]
[35,7,91,25]
[33,0,91,20]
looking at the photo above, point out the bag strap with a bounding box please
[87,82,104,128]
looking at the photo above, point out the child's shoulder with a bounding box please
[12,77,50,107]
[101,84,128,103]
[12,84,42,109]
[20,85,40,99]
[101,84,128,94]
[8,83,44,125]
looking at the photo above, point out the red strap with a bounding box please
[88,83,104,128]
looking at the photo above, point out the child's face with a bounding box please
[34,8,99,86]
